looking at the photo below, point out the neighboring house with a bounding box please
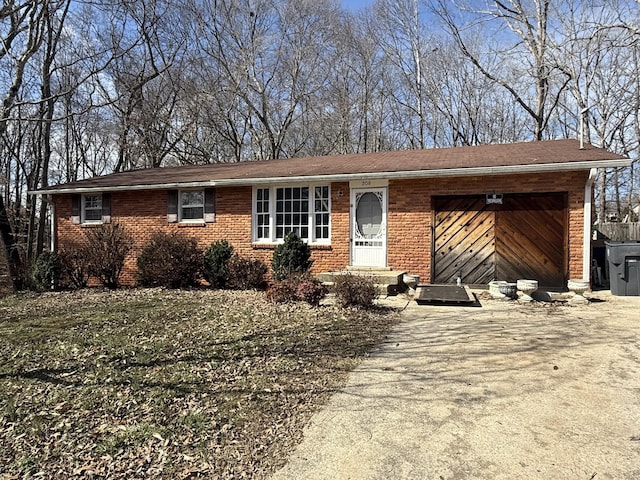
[34,139,630,290]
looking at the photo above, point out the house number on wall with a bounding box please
[350,179,388,189]
[486,193,503,205]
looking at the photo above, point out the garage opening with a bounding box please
[433,193,567,289]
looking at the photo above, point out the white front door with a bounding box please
[351,187,387,267]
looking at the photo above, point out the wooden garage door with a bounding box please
[434,193,567,288]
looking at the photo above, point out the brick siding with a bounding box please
[54,171,588,287]
[387,171,588,282]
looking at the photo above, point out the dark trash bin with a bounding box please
[605,241,640,296]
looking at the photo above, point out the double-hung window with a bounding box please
[82,194,103,223]
[72,193,110,225]
[167,188,215,224]
[180,190,204,222]
[254,185,330,244]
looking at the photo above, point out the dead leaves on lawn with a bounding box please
[0,288,398,479]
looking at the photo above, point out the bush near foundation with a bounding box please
[271,232,312,281]
[226,254,268,290]
[267,274,327,306]
[333,274,377,308]
[58,241,91,289]
[137,231,203,288]
[31,251,62,291]
[204,240,234,288]
[84,223,133,289]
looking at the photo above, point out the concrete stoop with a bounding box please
[317,267,407,295]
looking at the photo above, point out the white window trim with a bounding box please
[81,193,103,224]
[179,189,205,223]
[252,184,331,245]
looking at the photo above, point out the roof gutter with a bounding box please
[31,158,632,195]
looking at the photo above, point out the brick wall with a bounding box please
[54,171,589,287]
[54,183,352,286]
[387,171,589,283]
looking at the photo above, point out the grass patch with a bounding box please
[0,288,398,478]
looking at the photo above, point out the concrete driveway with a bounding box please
[272,292,640,480]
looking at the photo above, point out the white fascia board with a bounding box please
[31,158,632,195]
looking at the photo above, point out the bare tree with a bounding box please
[193,0,340,160]
[432,0,572,140]
[375,0,432,148]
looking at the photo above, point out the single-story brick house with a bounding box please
[34,139,630,289]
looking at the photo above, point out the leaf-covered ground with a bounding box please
[0,288,399,479]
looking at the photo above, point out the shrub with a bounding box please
[58,242,91,289]
[266,274,327,306]
[31,251,62,291]
[271,232,312,281]
[137,231,203,288]
[333,274,378,308]
[266,279,298,304]
[227,254,267,290]
[204,240,234,288]
[84,223,134,289]
[294,274,327,306]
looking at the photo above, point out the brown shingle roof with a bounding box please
[36,140,629,194]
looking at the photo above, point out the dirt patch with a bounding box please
[273,291,640,480]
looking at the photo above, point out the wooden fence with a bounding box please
[597,223,640,241]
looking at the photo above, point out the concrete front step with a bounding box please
[317,268,407,295]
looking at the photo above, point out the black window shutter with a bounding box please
[167,190,178,223]
[71,194,81,224]
[204,188,215,223]
[101,193,111,223]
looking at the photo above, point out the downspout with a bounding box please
[49,198,56,252]
[583,168,598,280]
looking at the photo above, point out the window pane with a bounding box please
[85,208,102,221]
[312,187,330,241]
[182,191,203,206]
[182,207,204,219]
[85,195,101,209]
